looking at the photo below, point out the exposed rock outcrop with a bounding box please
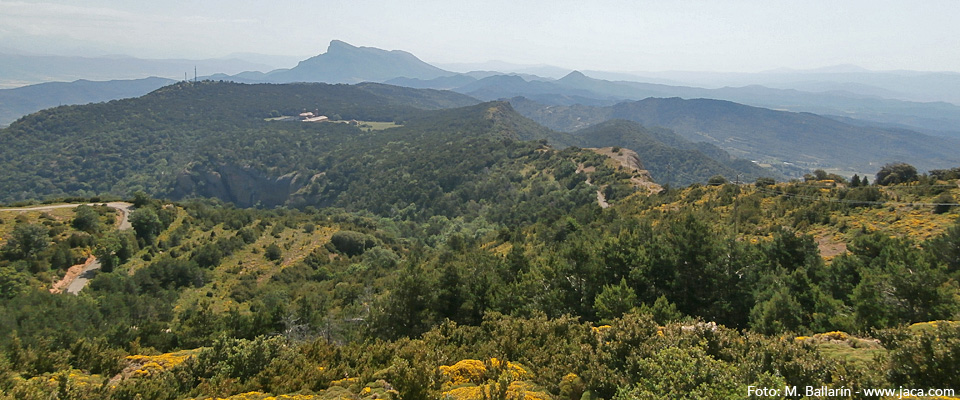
[171,163,310,207]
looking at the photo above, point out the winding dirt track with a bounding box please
[0,202,133,294]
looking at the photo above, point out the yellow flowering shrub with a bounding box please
[591,325,611,334]
[191,380,399,400]
[440,359,488,385]
[25,369,104,391]
[124,349,198,378]
[506,380,551,400]
[193,392,320,400]
[444,385,486,400]
[490,357,528,380]
[441,381,552,400]
[439,359,549,400]
[816,331,849,341]
[908,320,959,333]
[440,358,532,386]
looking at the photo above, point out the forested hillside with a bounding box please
[0,81,476,205]
[1,170,959,399]
[0,81,771,204]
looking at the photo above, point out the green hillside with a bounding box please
[2,176,958,399]
[0,81,476,206]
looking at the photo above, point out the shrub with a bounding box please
[264,243,283,261]
[330,230,378,256]
[875,163,918,186]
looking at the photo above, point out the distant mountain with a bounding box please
[434,60,573,79]
[9,41,960,145]
[454,70,960,139]
[456,74,603,102]
[264,40,453,84]
[384,74,478,90]
[510,96,960,175]
[581,67,960,104]
[0,38,480,127]
[0,77,176,127]
[350,82,480,110]
[0,53,273,88]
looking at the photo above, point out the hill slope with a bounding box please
[571,120,773,186]
[0,81,479,206]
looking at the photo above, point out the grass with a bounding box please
[815,340,886,367]
[358,121,400,131]
[796,332,887,368]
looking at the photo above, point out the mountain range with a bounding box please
[7,40,960,137]
[397,70,960,139]
[509,96,960,175]
[2,40,959,179]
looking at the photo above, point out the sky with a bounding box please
[1,0,958,73]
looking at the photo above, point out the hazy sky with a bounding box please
[1,0,958,72]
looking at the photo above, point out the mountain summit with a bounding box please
[266,40,452,84]
[558,70,590,82]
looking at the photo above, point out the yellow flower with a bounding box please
[440,359,487,385]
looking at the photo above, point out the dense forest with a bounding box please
[1,81,958,399]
